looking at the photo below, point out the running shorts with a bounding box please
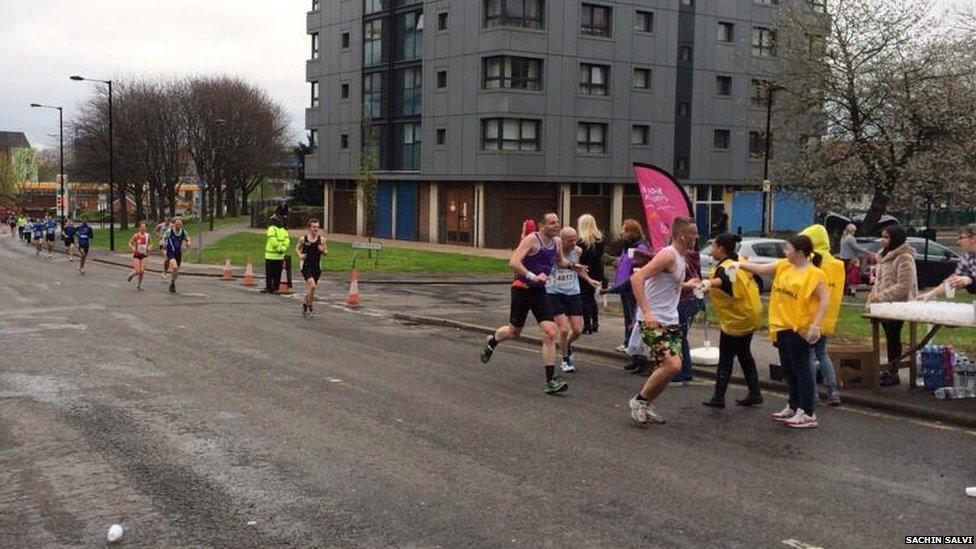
[63,237,74,246]
[46,234,56,242]
[637,323,683,365]
[170,252,182,266]
[547,293,582,317]
[301,266,322,283]
[78,243,90,253]
[509,286,554,328]
[133,253,147,260]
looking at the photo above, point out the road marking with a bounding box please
[0,323,87,335]
[782,540,823,549]
[0,304,104,317]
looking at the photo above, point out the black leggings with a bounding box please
[265,258,283,292]
[580,282,599,331]
[711,331,761,400]
[882,320,904,370]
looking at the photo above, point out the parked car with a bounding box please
[856,237,960,289]
[699,237,786,293]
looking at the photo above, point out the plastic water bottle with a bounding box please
[935,386,958,400]
[107,524,124,543]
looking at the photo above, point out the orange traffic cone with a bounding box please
[346,269,361,308]
[221,256,233,281]
[276,278,293,295]
[241,256,257,287]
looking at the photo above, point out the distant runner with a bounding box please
[296,219,328,316]
[126,221,152,291]
[62,218,77,262]
[43,214,57,259]
[75,216,94,275]
[31,218,44,256]
[155,217,173,279]
[164,217,191,293]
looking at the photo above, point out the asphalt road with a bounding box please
[1,236,973,548]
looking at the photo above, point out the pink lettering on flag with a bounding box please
[632,163,693,251]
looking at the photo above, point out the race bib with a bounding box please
[137,243,148,254]
[556,272,575,283]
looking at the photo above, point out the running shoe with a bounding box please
[302,302,308,317]
[169,281,176,293]
[615,344,628,353]
[827,389,842,406]
[560,359,576,373]
[771,406,796,422]
[702,398,725,409]
[645,404,666,424]
[785,410,818,429]
[68,256,74,262]
[480,336,496,364]
[545,376,568,395]
[127,272,135,282]
[629,396,648,424]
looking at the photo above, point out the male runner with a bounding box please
[31,217,44,256]
[62,218,77,261]
[296,219,328,315]
[75,216,94,274]
[546,226,601,373]
[43,214,58,259]
[127,220,152,290]
[164,217,191,293]
[155,217,172,279]
[6,214,14,237]
[480,213,588,395]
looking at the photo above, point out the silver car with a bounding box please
[699,237,786,293]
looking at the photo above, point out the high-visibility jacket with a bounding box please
[265,225,290,260]
[709,258,762,336]
[800,224,845,335]
[16,216,26,228]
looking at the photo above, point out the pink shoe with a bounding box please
[786,410,819,429]
[771,406,795,422]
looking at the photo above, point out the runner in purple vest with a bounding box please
[480,213,589,396]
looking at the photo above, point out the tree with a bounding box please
[773,0,974,233]
[289,141,323,206]
[359,116,379,237]
[0,151,21,205]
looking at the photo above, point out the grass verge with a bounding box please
[88,216,249,250]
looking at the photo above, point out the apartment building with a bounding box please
[305,0,826,248]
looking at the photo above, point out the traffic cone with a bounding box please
[241,256,257,287]
[276,277,293,295]
[221,256,233,281]
[346,269,361,308]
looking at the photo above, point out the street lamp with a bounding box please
[29,103,65,228]
[70,75,115,251]
[211,118,227,232]
[761,84,785,236]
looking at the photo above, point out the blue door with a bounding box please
[731,191,763,236]
[772,191,814,232]
[375,181,394,239]
[395,182,419,241]
[695,204,710,241]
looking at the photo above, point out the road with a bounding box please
[0,236,973,548]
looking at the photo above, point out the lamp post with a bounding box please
[29,103,64,228]
[761,84,785,236]
[70,75,114,251]
[210,119,227,232]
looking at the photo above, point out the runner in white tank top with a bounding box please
[627,217,701,426]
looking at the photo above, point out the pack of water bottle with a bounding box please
[926,345,976,399]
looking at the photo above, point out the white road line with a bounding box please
[782,539,824,549]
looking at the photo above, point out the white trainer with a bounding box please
[786,409,819,429]
[771,406,795,422]
[629,397,648,424]
[560,359,576,373]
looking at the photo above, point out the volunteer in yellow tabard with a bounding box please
[800,224,845,405]
[737,234,829,429]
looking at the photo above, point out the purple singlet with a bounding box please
[520,233,557,287]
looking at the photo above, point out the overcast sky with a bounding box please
[0,0,969,151]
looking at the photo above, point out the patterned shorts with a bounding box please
[639,324,683,365]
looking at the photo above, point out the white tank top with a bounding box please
[635,246,686,326]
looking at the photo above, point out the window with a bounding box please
[633,68,651,90]
[396,66,423,116]
[752,242,785,258]
[309,129,318,149]
[363,73,385,118]
[679,45,693,62]
[806,33,826,54]
[436,70,448,89]
[394,122,421,170]
[311,33,320,59]
[749,131,766,158]
[751,79,769,107]
[571,183,613,196]
[675,155,688,172]
[631,125,649,146]
[579,63,609,96]
[581,4,611,37]
[438,12,448,30]
[718,22,734,42]
[716,75,732,96]
[677,101,691,117]
[312,0,320,10]
[311,81,320,107]
[577,122,607,154]
[342,32,350,49]
[483,56,543,90]
[680,0,693,5]
[713,129,731,149]
[341,82,349,100]
[436,128,446,145]
[362,123,385,168]
[754,0,779,4]
[485,0,544,30]
[482,118,540,151]
[364,0,386,15]
[808,0,826,13]
[395,11,423,62]
[635,10,653,33]
[364,20,384,66]
[753,27,776,57]
[340,134,349,149]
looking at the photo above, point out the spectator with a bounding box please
[836,223,873,296]
[577,214,606,335]
[264,214,291,294]
[867,225,917,386]
[603,219,652,358]
[921,223,976,300]
[673,247,703,385]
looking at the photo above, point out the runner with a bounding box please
[43,214,58,259]
[6,213,15,237]
[155,217,173,279]
[296,219,328,316]
[480,213,588,396]
[62,218,77,262]
[126,221,152,291]
[75,216,94,275]
[164,217,191,293]
[627,217,700,425]
[546,227,600,373]
[31,217,44,256]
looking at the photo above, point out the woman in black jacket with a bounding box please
[577,214,606,334]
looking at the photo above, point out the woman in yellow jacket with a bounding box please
[264,215,291,293]
[800,224,846,406]
[737,234,829,429]
[701,233,763,409]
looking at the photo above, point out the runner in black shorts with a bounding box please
[479,213,588,396]
[296,219,328,316]
[164,217,191,293]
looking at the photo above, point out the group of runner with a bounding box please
[124,217,191,292]
[8,212,94,272]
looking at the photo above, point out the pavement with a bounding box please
[1,234,975,547]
